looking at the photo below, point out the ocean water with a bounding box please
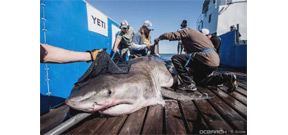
[160,54,176,61]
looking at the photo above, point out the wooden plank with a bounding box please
[179,101,209,134]
[236,75,247,82]
[228,91,247,106]
[141,105,164,134]
[237,77,247,84]
[64,113,107,134]
[198,87,247,131]
[217,86,247,105]
[216,85,247,97]
[165,100,187,134]
[92,114,128,134]
[40,105,69,134]
[193,93,233,131]
[118,107,147,135]
[238,81,247,89]
[210,89,247,118]
[235,87,247,96]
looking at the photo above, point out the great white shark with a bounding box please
[65,55,211,116]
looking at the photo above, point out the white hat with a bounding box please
[143,20,153,30]
[201,28,210,35]
[120,20,128,29]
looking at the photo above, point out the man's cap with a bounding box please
[143,20,153,30]
[120,20,129,29]
[201,28,210,35]
[230,25,235,28]
[181,20,187,27]
[182,20,187,24]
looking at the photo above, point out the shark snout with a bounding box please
[65,98,103,112]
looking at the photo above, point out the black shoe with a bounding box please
[178,83,197,91]
[224,73,238,92]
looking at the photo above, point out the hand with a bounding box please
[90,48,105,61]
[154,38,160,44]
[146,43,153,48]
[113,48,118,53]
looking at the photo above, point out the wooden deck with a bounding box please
[41,68,247,135]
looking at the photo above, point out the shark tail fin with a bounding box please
[160,88,214,101]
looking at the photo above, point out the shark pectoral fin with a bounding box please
[201,93,214,99]
[160,88,214,101]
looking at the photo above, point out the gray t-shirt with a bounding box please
[116,27,134,47]
[131,32,147,56]
[131,32,143,45]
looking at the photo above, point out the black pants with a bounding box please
[171,54,228,86]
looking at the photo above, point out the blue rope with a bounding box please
[111,52,116,59]
[185,53,193,67]
[111,50,120,59]
[200,48,214,53]
[185,49,214,67]
[125,52,129,61]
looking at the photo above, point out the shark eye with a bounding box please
[107,89,112,96]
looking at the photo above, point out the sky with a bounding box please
[87,0,204,54]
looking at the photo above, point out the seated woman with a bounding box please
[131,20,160,57]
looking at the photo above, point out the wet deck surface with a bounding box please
[41,68,247,135]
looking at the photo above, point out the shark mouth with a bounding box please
[98,101,133,113]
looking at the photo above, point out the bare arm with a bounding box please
[112,38,121,53]
[130,33,151,50]
[130,42,151,50]
[40,44,91,63]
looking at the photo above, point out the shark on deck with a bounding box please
[66,55,212,116]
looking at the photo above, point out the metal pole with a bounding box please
[236,24,240,45]
[44,113,92,135]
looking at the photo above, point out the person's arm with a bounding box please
[155,30,188,43]
[131,43,151,50]
[40,44,92,63]
[112,35,122,53]
[130,34,151,51]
